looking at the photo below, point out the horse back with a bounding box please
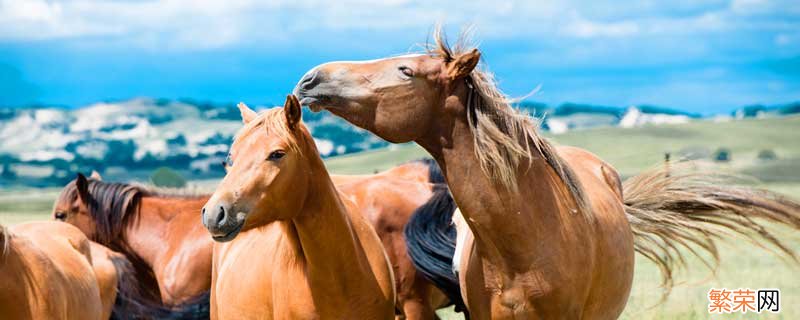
[555,146,635,319]
[3,222,104,320]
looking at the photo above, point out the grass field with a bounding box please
[1,116,798,318]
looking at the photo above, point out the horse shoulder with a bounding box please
[157,207,214,304]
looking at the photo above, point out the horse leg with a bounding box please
[398,279,438,320]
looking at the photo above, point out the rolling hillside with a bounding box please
[325,116,800,190]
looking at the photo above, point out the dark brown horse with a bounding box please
[54,161,460,319]
[295,28,800,319]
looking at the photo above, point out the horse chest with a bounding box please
[214,235,318,319]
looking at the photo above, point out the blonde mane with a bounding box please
[428,28,590,216]
[232,108,307,155]
[1,223,8,256]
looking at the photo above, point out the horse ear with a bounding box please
[283,94,302,130]
[446,48,481,80]
[90,170,102,181]
[75,173,90,204]
[238,102,257,124]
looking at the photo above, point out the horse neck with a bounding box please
[417,90,578,271]
[122,195,205,268]
[286,156,375,293]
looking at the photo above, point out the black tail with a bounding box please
[109,256,210,319]
[404,186,469,318]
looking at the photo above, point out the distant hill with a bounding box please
[0,98,384,187]
[1,98,798,188]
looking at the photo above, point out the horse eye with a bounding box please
[398,66,414,78]
[267,150,286,161]
[55,212,67,221]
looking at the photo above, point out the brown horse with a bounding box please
[202,95,396,319]
[0,221,104,319]
[54,160,456,319]
[53,172,214,316]
[294,29,800,319]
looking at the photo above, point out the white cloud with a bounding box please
[561,12,640,38]
[0,0,797,51]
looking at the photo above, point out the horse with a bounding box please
[202,95,396,319]
[0,221,105,319]
[53,172,214,317]
[55,155,458,319]
[294,28,800,319]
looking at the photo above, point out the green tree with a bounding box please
[150,167,187,188]
[713,148,731,162]
[757,149,778,161]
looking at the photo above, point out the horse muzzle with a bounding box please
[201,202,246,242]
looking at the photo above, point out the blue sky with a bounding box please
[0,0,798,114]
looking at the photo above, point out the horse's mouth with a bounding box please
[298,96,323,112]
[211,221,244,242]
[297,93,348,113]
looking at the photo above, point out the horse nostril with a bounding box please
[299,70,321,90]
[201,208,206,215]
[216,206,226,224]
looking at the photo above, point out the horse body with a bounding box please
[53,177,214,307]
[203,98,395,319]
[0,222,104,320]
[295,28,800,319]
[128,196,214,304]
[452,145,633,319]
[296,43,635,319]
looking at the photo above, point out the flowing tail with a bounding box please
[623,163,800,298]
[109,256,210,319]
[404,186,469,317]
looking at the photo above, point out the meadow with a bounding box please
[1,116,798,319]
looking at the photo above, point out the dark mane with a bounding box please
[408,158,446,184]
[82,179,142,245]
[59,178,160,306]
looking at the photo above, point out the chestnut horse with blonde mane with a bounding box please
[0,221,119,319]
[201,95,395,319]
[295,29,800,319]
[54,159,458,319]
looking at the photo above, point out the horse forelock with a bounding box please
[232,108,316,157]
[426,27,591,218]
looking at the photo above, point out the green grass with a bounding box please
[2,116,798,318]
[0,188,60,224]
